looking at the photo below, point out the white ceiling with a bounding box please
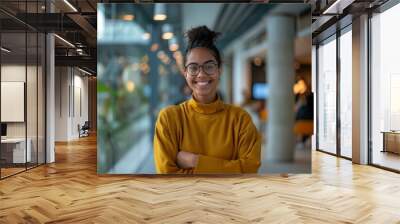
[182,3,222,33]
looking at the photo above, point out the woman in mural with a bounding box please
[153,26,261,174]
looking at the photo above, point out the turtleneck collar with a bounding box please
[188,95,224,114]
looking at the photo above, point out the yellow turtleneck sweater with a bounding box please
[153,97,261,174]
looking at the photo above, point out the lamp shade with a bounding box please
[168,37,179,51]
[154,4,167,21]
[162,24,173,40]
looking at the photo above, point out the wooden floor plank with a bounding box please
[0,135,399,223]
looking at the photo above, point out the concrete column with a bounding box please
[352,14,369,164]
[46,33,55,163]
[46,1,55,163]
[233,42,245,105]
[264,15,296,162]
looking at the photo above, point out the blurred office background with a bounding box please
[97,3,312,174]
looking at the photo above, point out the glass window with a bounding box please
[27,30,38,169]
[38,32,46,165]
[0,1,46,179]
[1,30,28,177]
[339,28,352,158]
[317,36,337,154]
[371,3,400,171]
[98,4,173,174]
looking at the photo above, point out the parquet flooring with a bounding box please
[1,167,26,178]
[0,135,399,223]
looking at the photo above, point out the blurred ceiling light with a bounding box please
[150,43,159,52]
[253,57,263,66]
[169,37,179,51]
[142,32,151,40]
[78,67,92,76]
[126,81,135,92]
[76,48,83,52]
[162,33,173,40]
[63,0,78,12]
[122,14,135,21]
[41,5,46,11]
[162,24,173,40]
[1,47,11,53]
[54,34,75,48]
[169,44,179,52]
[153,3,167,21]
[293,79,307,94]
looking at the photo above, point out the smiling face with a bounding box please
[185,47,221,104]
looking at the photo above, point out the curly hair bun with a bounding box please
[186,26,221,49]
[184,26,222,66]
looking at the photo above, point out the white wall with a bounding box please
[55,67,69,141]
[72,73,89,138]
[55,67,89,141]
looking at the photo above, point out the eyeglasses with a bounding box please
[185,61,218,76]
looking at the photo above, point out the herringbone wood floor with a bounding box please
[1,135,400,223]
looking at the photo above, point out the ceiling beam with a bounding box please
[55,55,96,72]
[67,14,96,38]
[67,13,97,46]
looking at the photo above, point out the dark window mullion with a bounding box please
[36,0,39,167]
[316,44,319,151]
[25,0,28,171]
[367,11,373,165]
[336,28,341,157]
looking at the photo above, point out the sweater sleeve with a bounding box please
[153,109,193,174]
[193,113,261,174]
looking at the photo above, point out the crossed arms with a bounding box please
[153,110,261,174]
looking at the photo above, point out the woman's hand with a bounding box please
[177,151,199,169]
